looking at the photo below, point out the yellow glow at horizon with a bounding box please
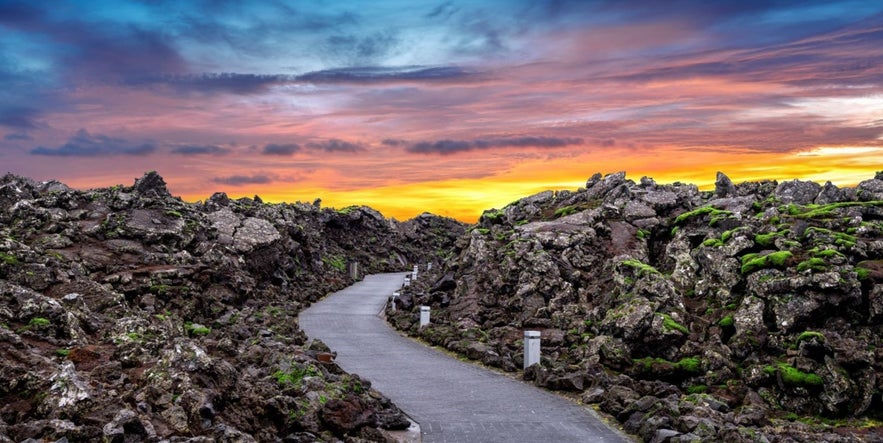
[177,144,882,223]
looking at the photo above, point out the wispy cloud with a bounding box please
[212,174,274,186]
[170,144,230,156]
[30,129,156,156]
[408,136,584,154]
[4,132,32,141]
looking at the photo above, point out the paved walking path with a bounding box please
[300,272,633,443]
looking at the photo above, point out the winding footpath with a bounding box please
[299,272,633,443]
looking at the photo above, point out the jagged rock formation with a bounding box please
[0,172,464,442]
[388,171,883,442]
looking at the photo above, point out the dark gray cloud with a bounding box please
[135,73,290,94]
[305,139,364,153]
[0,107,40,130]
[381,138,406,146]
[125,65,479,95]
[4,132,32,141]
[30,129,157,157]
[408,136,584,154]
[295,66,477,84]
[262,143,301,155]
[170,144,229,156]
[212,174,273,186]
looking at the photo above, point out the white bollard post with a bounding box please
[419,306,430,327]
[391,291,400,312]
[427,262,432,271]
[404,275,411,287]
[412,265,418,280]
[524,331,541,369]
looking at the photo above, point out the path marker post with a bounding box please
[391,291,400,312]
[524,331,541,369]
[427,262,432,271]
[412,265,418,280]
[404,275,411,287]
[419,306,430,327]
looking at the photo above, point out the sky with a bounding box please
[1,0,882,222]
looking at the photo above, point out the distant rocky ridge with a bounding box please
[0,171,465,442]
[388,171,883,442]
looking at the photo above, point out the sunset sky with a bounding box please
[1,1,882,222]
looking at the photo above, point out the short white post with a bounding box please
[412,265,418,280]
[419,306,430,327]
[391,291,400,312]
[427,262,432,271]
[404,275,411,287]
[524,331,541,369]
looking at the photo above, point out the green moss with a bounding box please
[674,206,733,225]
[273,364,320,387]
[741,251,793,274]
[787,201,883,219]
[184,321,211,336]
[322,255,346,272]
[660,313,689,334]
[796,257,828,273]
[164,210,182,218]
[718,315,734,327]
[721,229,735,243]
[472,227,490,235]
[553,206,579,218]
[56,348,71,357]
[0,252,20,265]
[336,205,359,215]
[637,229,650,240]
[482,209,505,223]
[676,357,702,373]
[754,232,781,247]
[687,385,708,394]
[28,317,50,327]
[126,332,143,342]
[766,362,823,387]
[856,267,870,280]
[621,259,662,276]
[796,331,825,343]
[702,238,724,247]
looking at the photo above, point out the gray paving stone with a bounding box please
[300,272,634,443]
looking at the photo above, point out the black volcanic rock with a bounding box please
[0,172,464,442]
[388,171,883,442]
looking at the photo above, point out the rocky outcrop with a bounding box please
[389,171,883,442]
[0,172,464,442]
